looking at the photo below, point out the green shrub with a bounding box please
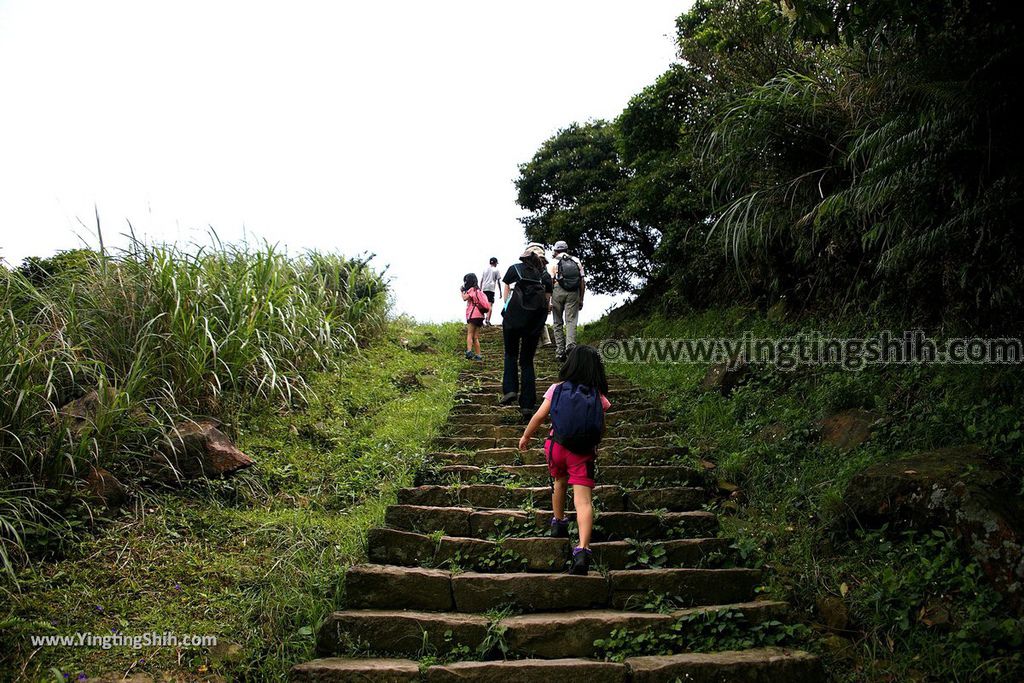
[0,239,388,581]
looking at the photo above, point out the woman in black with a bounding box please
[500,243,553,420]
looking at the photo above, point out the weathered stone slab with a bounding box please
[291,657,420,682]
[590,538,732,569]
[345,565,452,611]
[471,448,521,466]
[626,647,823,683]
[469,509,532,537]
[608,568,760,609]
[501,537,569,572]
[316,610,488,657]
[385,505,471,536]
[451,572,608,612]
[503,610,671,659]
[435,436,497,451]
[626,487,705,511]
[426,658,626,683]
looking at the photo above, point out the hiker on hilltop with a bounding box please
[499,243,553,420]
[518,345,609,575]
[479,257,501,326]
[548,240,586,363]
[461,273,490,361]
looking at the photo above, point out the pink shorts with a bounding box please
[544,438,596,488]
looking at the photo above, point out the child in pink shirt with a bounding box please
[461,273,490,361]
[519,345,610,574]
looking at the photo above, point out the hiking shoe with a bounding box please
[555,353,567,364]
[472,354,483,361]
[464,350,474,359]
[570,547,592,575]
[519,408,534,423]
[550,517,570,538]
[499,392,518,405]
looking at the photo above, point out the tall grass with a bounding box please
[0,239,388,581]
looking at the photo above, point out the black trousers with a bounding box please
[502,325,543,412]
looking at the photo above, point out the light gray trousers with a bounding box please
[551,285,580,355]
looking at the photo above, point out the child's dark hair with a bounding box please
[463,273,478,289]
[559,345,608,395]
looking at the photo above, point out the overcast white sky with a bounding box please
[0,1,687,323]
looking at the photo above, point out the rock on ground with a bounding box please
[842,445,1024,612]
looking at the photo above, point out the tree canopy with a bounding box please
[514,0,1023,326]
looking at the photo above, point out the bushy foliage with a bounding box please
[582,311,1024,680]
[0,239,389,578]
[516,0,1023,326]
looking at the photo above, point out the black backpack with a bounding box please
[509,263,546,312]
[556,257,581,291]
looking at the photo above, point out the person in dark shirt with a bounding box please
[499,242,553,419]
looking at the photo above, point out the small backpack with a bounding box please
[550,381,605,453]
[467,287,490,317]
[556,257,581,291]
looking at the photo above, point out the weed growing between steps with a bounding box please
[593,608,810,661]
[582,310,1024,682]
[0,322,464,681]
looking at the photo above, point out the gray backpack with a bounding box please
[556,257,581,291]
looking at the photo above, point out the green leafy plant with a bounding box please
[626,539,668,569]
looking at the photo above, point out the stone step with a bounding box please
[396,484,705,512]
[449,400,654,416]
[445,410,667,426]
[384,505,718,541]
[455,388,646,405]
[398,484,627,510]
[417,464,702,487]
[293,649,823,682]
[625,648,824,682]
[367,527,568,572]
[504,438,684,454]
[590,537,732,569]
[442,422,676,439]
[433,438,683,455]
[445,412,508,426]
[428,445,689,468]
[292,657,421,682]
[366,528,732,571]
[606,568,761,610]
[424,659,626,682]
[317,601,788,659]
[515,445,688,466]
[469,384,638,397]
[344,565,760,613]
[454,375,559,389]
[433,436,499,451]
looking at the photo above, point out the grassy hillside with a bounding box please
[1,321,464,680]
[583,308,1024,682]
[1,241,387,578]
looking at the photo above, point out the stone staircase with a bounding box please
[292,327,821,681]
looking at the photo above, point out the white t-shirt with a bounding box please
[548,253,585,285]
[480,266,501,292]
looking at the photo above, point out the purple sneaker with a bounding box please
[550,517,570,538]
[570,547,592,575]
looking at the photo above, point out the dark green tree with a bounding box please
[515,122,654,294]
